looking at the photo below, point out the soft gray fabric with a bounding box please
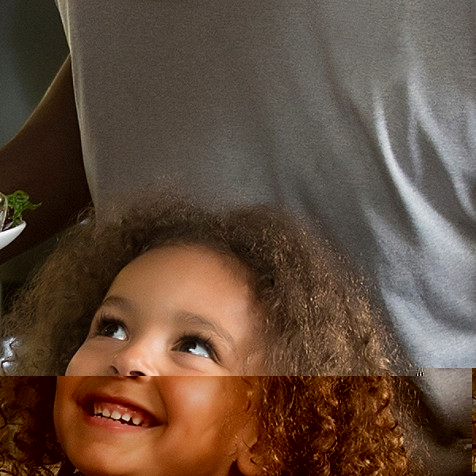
[57,0,475,367]
[406,369,472,475]
[54,1,474,472]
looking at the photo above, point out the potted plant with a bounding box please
[0,191,41,250]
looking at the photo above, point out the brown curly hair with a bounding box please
[1,193,408,376]
[0,376,417,475]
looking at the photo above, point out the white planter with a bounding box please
[0,221,26,250]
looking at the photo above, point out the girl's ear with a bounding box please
[235,418,261,476]
[236,451,261,476]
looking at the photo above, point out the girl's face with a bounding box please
[66,245,264,376]
[54,376,259,476]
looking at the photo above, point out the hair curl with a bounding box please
[0,377,60,476]
[0,376,417,475]
[1,194,408,375]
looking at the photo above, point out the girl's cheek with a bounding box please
[66,342,105,375]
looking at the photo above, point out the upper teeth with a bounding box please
[93,403,144,426]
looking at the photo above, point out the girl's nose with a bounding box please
[128,370,146,376]
[110,345,161,376]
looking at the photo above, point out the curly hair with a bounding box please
[1,193,408,375]
[0,377,61,476]
[0,376,417,475]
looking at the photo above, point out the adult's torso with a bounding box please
[55,2,475,470]
[56,0,475,366]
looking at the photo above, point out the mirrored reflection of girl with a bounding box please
[0,376,416,475]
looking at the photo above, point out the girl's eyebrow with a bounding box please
[99,295,238,353]
[177,311,237,353]
[100,295,136,313]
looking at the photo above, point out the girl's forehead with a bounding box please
[128,243,253,286]
[107,243,258,329]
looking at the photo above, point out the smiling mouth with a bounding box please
[83,399,159,428]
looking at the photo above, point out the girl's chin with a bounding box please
[67,443,155,476]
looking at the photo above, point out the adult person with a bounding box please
[0,1,473,474]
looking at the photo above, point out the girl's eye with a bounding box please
[173,336,217,361]
[94,317,128,341]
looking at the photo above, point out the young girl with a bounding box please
[0,376,415,475]
[1,194,407,376]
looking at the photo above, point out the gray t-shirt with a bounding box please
[55,1,474,472]
[56,0,475,367]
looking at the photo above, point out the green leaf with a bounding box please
[6,190,41,228]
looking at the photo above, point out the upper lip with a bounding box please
[77,391,162,428]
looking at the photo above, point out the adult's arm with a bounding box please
[0,55,90,264]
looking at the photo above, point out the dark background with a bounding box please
[0,0,68,317]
